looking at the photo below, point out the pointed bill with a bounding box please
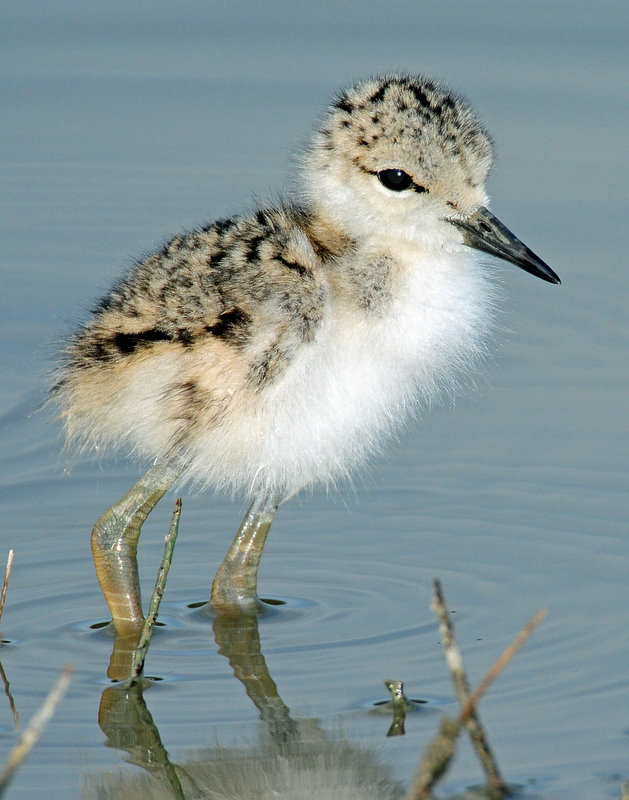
[450,206,561,284]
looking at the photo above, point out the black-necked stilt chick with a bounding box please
[54,74,560,631]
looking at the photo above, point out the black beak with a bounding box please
[450,206,560,284]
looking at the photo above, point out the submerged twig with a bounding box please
[0,551,14,627]
[0,664,73,798]
[127,498,182,685]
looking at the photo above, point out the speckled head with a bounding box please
[302,74,495,244]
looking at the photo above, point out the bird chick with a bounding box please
[54,74,559,629]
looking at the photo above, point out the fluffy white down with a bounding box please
[171,245,494,497]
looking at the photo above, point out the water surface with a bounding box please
[1,2,628,798]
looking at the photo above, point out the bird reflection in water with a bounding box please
[88,611,409,800]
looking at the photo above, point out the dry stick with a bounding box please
[0,550,14,627]
[407,589,546,800]
[408,715,460,800]
[431,579,505,794]
[0,662,18,730]
[127,498,182,686]
[0,665,73,798]
[0,551,19,730]
[459,608,547,724]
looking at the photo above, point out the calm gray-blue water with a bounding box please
[1,2,628,798]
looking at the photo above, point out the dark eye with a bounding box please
[376,169,426,193]
[377,169,413,191]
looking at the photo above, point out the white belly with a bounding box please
[184,248,495,497]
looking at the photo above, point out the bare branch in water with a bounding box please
[431,579,505,793]
[406,581,545,800]
[0,551,14,627]
[127,499,182,686]
[460,608,547,724]
[0,665,73,798]
[0,662,19,730]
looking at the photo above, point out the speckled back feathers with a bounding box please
[54,74,497,497]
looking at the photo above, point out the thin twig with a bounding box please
[0,662,19,730]
[407,586,546,800]
[127,498,182,686]
[0,665,73,798]
[459,608,547,724]
[0,551,14,627]
[431,579,505,792]
[408,715,460,800]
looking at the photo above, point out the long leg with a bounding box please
[211,489,281,613]
[91,461,181,635]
